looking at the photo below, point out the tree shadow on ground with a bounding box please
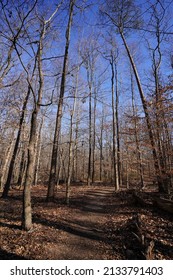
[154,240,173,259]
[0,248,27,260]
[33,214,106,242]
[0,195,22,201]
[0,221,21,230]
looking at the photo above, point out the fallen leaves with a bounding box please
[1,185,173,259]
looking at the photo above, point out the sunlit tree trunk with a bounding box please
[99,106,104,181]
[47,0,76,201]
[92,87,97,183]
[22,16,48,230]
[66,66,78,204]
[0,133,15,192]
[87,73,92,187]
[74,108,79,181]
[17,148,26,187]
[120,30,164,193]
[115,62,121,186]
[131,70,144,188]
[2,87,30,198]
[17,125,28,188]
[33,115,44,185]
[110,53,119,191]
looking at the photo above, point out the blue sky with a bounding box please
[1,0,173,127]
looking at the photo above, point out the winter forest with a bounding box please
[1,0,173,260]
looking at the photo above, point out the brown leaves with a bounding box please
[1,186,173,259]
[104,190,173,260]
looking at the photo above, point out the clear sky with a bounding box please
[1,0,173,129]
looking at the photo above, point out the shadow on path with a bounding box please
[0,248,27,260]
[33,214,106,242]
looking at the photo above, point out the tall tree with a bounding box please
[101,35,120,190]
[130,68,144,188]
[110,50,119,191]
[66,65,79,204]
[0,0,38,197]
[47,0,76,201]
[148,0,172,191]
[79,37,99,186]
[2,85,31,198]
[101,0,167,193]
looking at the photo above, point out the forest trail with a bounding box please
[1,185,173,260]
[45,186,114,259]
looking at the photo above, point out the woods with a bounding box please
[0,0,173,260]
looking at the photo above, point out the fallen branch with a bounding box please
[154,198,173,214]
[124,214,154,260]
[132,191,152,207]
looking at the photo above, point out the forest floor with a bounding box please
[0,183,173,260]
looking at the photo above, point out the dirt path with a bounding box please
[1,185,173,259]
[45,186,114,259]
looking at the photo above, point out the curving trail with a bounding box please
[45,186,115,260]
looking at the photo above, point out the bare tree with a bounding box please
[98,106,104,181]
[47,0,76,201]
[0,0,38,198]
[66,65,79,204]
[79,37,99,186]
[101,35,120,190]
[0,132,15,191]
[101,0,167,193]
[2,85,31,198]
[130,68,144,188]
[110,50,119,191]
[148,0,173,192]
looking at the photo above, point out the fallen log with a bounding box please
[145,240,155,260]
[132,191,152,207]
[124,214,154,260]
[154,198,173,214]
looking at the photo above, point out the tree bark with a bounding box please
[115,63,121,185]
[17,146,26,187]
[2,87,30,197]
[131,69,144,189]
[47,0,76,201]
[120,31,165,193]
[0,134,15,192]
[22,17,46,230]
[66,115,73,204]
[74,108,79,181]
[99,107,104,181]
[92,87,97,183]
[33,115,44,185]
[22,110,37,231]
[110,54,119,191]
[66,66,78,204]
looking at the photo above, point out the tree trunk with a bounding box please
[131,69,144,189]
[120,31,165,193]
[17,148,26,187]
[74,108,79,181]
[0,134,15,192]
[2,86,30,197]
[33,115,44,185]
[99,107,104,181]
[82,142,86,181]
[66,66,78,204]
[22,18,46,230]
[22,110,37,231]
[47,0,76,201]
[110,55,119,191]
[115,63,121,185]
[66,115,73,204]
[92,88,97,183]
[87,82,92,187]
